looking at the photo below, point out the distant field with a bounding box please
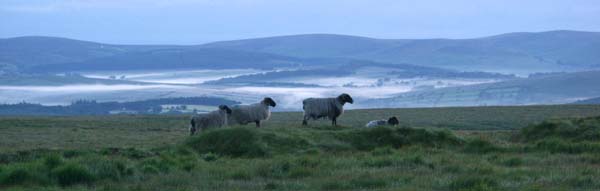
[1,104,599,151]
[1,105,600,190]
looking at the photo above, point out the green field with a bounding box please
[1,105,600,190]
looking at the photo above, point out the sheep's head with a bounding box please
[338,93,354,104]
[388,116,399,126]
[219,105,232,114]
[262,97,277,107]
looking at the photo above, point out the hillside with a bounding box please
[364,70,600,107]
[30,48,302,72]
[0,36,179,69]
[0,73,151,86]
[205,30,600,73]
[572,97,600,104]
[3,31,600,74]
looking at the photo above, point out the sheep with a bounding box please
[302,93,354,126]
[228,97,276,127]
[189,105,232,135]
[365,116,399,128]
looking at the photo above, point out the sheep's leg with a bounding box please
[189,119,196,135]
[302,115,308,126]
[255,120,261,128]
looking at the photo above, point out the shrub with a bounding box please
[260,133,310,154]
[520,116,600,142]
[141,165,160,174]
[371,146,394,156]
[264,182,278,190]
[139,157,173,173]
[256,160,291,178]
[52,163,95,186]
[363,157,395,168]
[43,154,64,170]
[288,167,313,178]
[185,128,267,157]
[449,176,499,191]
[321,181,351,190]
[78,157,129,180]
[0,168,32,185]
[567,176,596,188]
[350,174,387,189]
[295,156,320,168]
[229,171,252,180]
[0,164,49,186]
[501,157,523,167]
[464,138,502,153]
[339,127,463,151]
[532,138,600,153]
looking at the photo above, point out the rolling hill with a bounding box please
[205,30,600,73]
[572,97,600,105]
[2,30,600,74]
[30,48,302,72]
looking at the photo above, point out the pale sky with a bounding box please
[1,0,599,44]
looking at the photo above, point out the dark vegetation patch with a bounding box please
[184,127,464,157]
[449,176,500,191]
[520,116,600,153]
[520,116,600,142]
[338,127,464,151]
[184,128,269,157]
[464,138,503,153]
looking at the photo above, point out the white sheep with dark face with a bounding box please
[302,93,354,126]
[365,116,399,128]
[228,97,277,128]
[189,105,232,135]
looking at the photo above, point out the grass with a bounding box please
[0,105,600,190]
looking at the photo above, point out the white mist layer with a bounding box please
[82,69,266,84]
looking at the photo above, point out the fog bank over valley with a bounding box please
[1,31,599,111]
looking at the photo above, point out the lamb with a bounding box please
[228,97,277,127]
[189,105,232,135]
[365,116,399,128]
[302,93,354,126]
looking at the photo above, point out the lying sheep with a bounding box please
[189,105,232,135]
[365,116,399,128]
[302,93,353,126]
[229,97,276,127]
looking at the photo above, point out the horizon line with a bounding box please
[1,29,598,46]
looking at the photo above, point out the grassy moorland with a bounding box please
[1,105,600,190]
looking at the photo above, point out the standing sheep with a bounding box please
[302,93,354,126]
[365,116,399,128]
[229,97,276,127]
[189,105,232,135]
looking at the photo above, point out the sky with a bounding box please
[1,0,600,44]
